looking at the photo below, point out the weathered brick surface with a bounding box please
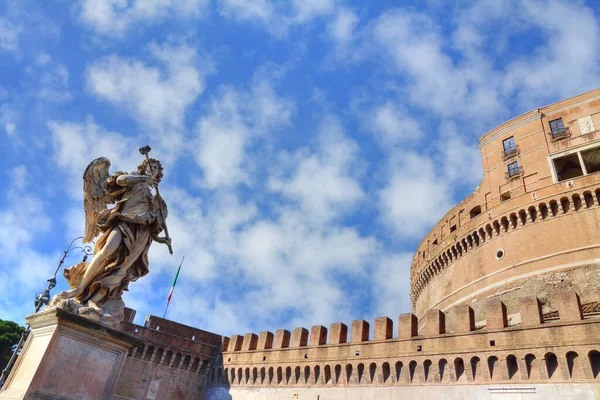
[351,320,369,343]
[374,317,393,340]
[453,305,474,334]
[329,323,348,344]
[398,313,418,340]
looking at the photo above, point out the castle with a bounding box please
[100,89,600,398]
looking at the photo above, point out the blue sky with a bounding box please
[1,0,599,337]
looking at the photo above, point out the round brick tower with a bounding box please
[411,89,600,321]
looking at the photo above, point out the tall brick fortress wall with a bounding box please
[205,290,600,399]
[411,88,600,321]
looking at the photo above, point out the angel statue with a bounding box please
[50,149,172,326]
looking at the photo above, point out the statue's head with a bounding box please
[137,158,163,183]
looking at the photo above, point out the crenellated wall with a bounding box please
[205,290,600,399]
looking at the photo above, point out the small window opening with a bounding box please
[355,351,360,356]
[417,345,422,352]
[432,239,438,246]
[156,326,160,331]
[549,118,566,138]
[450,225,457,233]
[469,206,481,219]
[228,358,231,362]
[490,340,496,347]
[304,354,309,359]
[263,356,266,361]
[191,335,195,340]
[554,153,584,181]
[500,192,511,202]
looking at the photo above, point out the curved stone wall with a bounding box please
[412,183,600,318]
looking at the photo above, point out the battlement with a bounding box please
[207,291,600,387]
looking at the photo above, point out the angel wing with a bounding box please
[82,157,112,243]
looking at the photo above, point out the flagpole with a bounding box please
[163,255,185,319]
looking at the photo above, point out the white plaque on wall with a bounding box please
[578,116,595,135]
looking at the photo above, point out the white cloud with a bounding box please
[22,56,72,103]
[1,104,18,138]
[378,152,453,238]
[48,116,140,198]
[77,0,209,37]
[87,43,206,132]
[0,166,55,322]
[195,79,294,189]
[269,116,364,223]
[327,7,358,44]
[370,102,422,148]
[0,17,19,51]
[503,0,600,106]
[216,0,340,37]
[372,253,413,320]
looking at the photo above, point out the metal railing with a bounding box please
[549,126,571,141]
[502,144,520,160]
[505,166,523,180]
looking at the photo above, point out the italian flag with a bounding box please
[167,256,185,306]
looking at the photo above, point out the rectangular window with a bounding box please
[502,136,517,157]
[500,191,511,202]
[507,161,521,178]
[581,147,600,175]
[549,118,566,138]
[553,153,584,181]
[450,225,457,233]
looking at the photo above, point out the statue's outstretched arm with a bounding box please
[115,174,155,187]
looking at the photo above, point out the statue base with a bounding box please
[0,307,140,400]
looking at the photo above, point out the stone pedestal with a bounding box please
[0,307,139,400]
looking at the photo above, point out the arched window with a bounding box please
[173,353,182,369]
[285,366,292,385]
[539,203,549,219]
[154,348,163,365]
[260,367,266,384]
[144,346,154,362]
[560,197,570,213]
[409,360,417,382]
[356,363,364,384]
[304,366,310,385]
[470,356,480,381]
[506,355,518,379]
[182,355,191,371]
[566,351,579,378]
[487,356,498,380]
[524,354,536,379]
[237,367,242,384]
[545,352,558,379]
[314,365,320,385]
[382,362,391,384]
[163,350,173,366]
[334,364,341,384]
[588,350,600,379]
[190,357,200,373]
[345,364,353,384]
[324,365,332,384]
[583,192,594,208]
[135,345,144,359]
[423,359,432,382]
[454,358,465,382]
[369,362,377,384]
[572,194,582,211]
[295,366,301,384]
[438,359,447,382]
[268,367,273,385]
[277,367,283,385]
[252,367,258,384]
[395,361,403,383]
[549,200,559,217]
